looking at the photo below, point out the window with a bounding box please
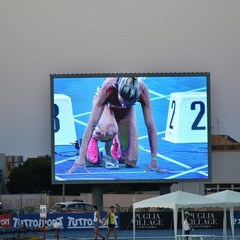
[219,184,231,191]
[204,183,240,194]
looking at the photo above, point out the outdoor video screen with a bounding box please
[51,73,211,183]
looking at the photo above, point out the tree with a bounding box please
[6,157,91,194]
[6,157,52,193]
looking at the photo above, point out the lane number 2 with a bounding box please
[169,100,206,130]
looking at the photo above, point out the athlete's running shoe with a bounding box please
[110,137,121,160]
[86,137,98,163]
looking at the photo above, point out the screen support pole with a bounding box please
[92,184,104,210]
[159,183,174,195]
[62,183,65,202]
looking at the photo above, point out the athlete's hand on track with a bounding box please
[67,156,89,173]
[144,160,169,173]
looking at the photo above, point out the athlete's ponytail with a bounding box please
[118,77,141,101]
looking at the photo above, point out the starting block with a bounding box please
[100,154,119,169]
[54,94,77,145]
[164,92,208,143]
[86,151,119,169]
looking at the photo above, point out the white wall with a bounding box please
[211,152,240,183]
[0,0,240,158]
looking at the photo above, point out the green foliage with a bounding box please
[6,157,91,194]
[6,157,52,193]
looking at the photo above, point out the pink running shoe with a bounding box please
[86,138,99,163]
[110,137,121,160]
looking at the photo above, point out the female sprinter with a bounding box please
[67,77,167,173]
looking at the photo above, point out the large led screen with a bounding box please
[51,73,211,183]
